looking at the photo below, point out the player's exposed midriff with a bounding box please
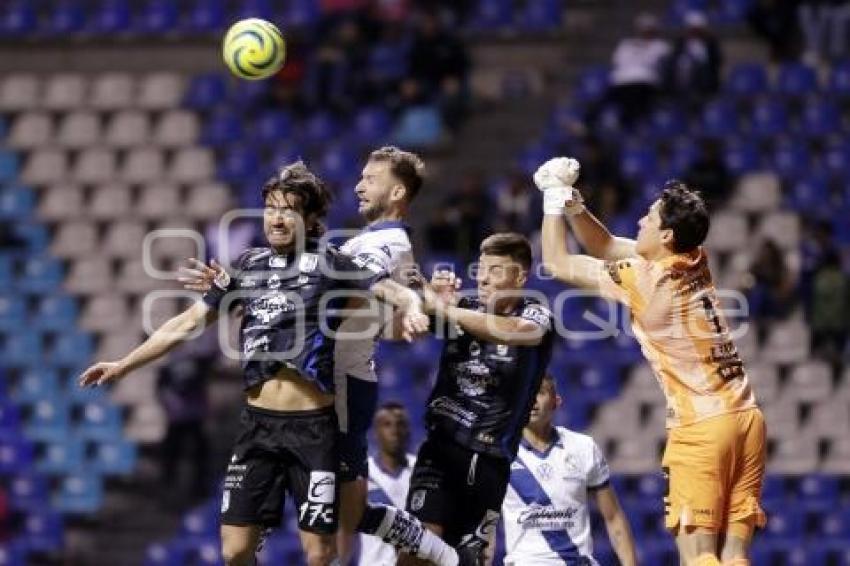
[246,367,335,412]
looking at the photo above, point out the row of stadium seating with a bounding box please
[0,0,566,37]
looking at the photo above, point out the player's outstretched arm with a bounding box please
[369,278,429,342]
[593,486,638,566]
[78,301,217,387]
[567,205,637,261]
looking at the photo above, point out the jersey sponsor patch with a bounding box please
[520,304,552,328]
[307,471,336,504]
[410,489,426,511]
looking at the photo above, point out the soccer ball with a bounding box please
[222,18,286,80]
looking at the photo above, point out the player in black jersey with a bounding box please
[398,233,555,566]
[78,162,428,566]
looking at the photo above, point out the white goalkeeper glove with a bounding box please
[533,157,585,216]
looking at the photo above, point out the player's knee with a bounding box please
[304,538,336,566]
[220,541,255,566]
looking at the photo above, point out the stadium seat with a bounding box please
[90,72,134,110]
[798,474,840,503]
[39,184,85,222]
[219,146,260,183]
[574,66,609,107]
[0,186,35,219]
[75,401,123,442]
[33,295,79,331]
[65,257,114,295]
[0,402,22,433]
[800,96,841,137]
[776,62,819,96]
[50,332,94,367]
[101,219,147,258]
[828,59,850,98]
[8,474,49,512]
[37,437,85,474]
[704,211,748,252]
[392,106,443,147]
[138,0,179,35]
[42,74,86,111]
[90,0,132,34]
[0,74,40,112]
[723,138,761,174]
[619,144,658,181]
[12,369,60,405]
[470,0,513,29]
[786,175,831,215]
[762,505,805,540]
[8,112,53,150]
[0,3,37,37]
[746,363,779,403]
[785,361,833,403]
[104,110,151,148]
[121,147,166,183]
[0,294,26,331]
[170,148,215,183]
[185,182,231,220]
[201,110,244,146]
[182,502,219,537]
[50,222,99,259]
[806,397,850,440]
[138,72,184,110]
[770,139,809,179]
[48,1,87,35]
[823,139,850,177]
[730,172,780,212]
[725,63,768,97]
[303,112,341,146]
[354,107,392,145]
[57,111,102,149]
[89,183,133,220]
[647,105,687,137]
[153,110,200,147]
[136,183,182,219]
[184,0,225,33]
[54,474,105,514]
[232,0,273,19]
[769,434,819,475]
[13,222,49,252]
[183,73,227,111]
[73,147,118,185]
[89,440,137,475]
[754,211,800,249]
[145,541,189,566]
[519,0,564,30]
[0,436,33,474]
[25,398,71,442]
[0,256,11,289]
[18,256,64,294]
[21,511,63,553]
[750,98,788,138]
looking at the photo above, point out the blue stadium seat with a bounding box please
[0,437,33,474]
[750,98,788,137]
[700,98,738,137]
[320,146,358,184]
[0,186,35,219]
[54,474,104,514]
[0,401,21,432]
[145,541,189,566]
[0,539,27,566]
[669,138,698,175]
[139,0,178,35]
[8,474,49,512]
[722,138,760,174]
[762,506,804,540]
[828,60,850,98]
[368,43,410,85]
[182,502,219,537]
[800,96,841,137]
[718,0,753,23]
[255,110,294,145]
[201,110,244,146]
[75,401,123,442]
[470,0,513,29]
[516,142,553,175]
[184,0,225,33]
[797,474,840,503]
[89,439,137,475]
[0,295,26,331]
[90,0,132,34]
[18,257,64,294]
[36,437,84,474]
[787,175,831,215]
[266,144,303,171]
[0,151,20,183]
[776,62,819,96]
[184,74,227,111]
[0,2,37,36]
[191,538,224,566]
[283,0,320,29]
[519,0,564,31]
[219,146,260,184]
[12,369,60,404]
[0,330,42,367]
[760,475,787,500]
[304,112,341,146]
[354,107,392,145]
[21,511,63,553]
[575,66,609,106]
[647,106,687,137]
[619,144,658,181]
[771,139,810,180]
[232,0,273,20]
[823,140,850,176]
[391,106,443,148]
[819,508,850,539]
[12,222,49,252]
[573,363,620,401]
[46,1,87,35]
[725,63,768,97]
[0,256,11,289]
[33,295,78,331]
[50,332,94,366]
[25,398,70,443]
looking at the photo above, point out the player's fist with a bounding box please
[533,157,581,190]
[78,361,126,387]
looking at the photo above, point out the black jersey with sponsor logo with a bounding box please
[202,240,385,393]
[425,296,554,460]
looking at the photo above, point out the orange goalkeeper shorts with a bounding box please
[662,407,767,535]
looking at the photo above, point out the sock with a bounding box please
[357,504,459,566]
[694,554,722,566]
[722,560,749,566]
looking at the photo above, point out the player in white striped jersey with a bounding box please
[496,375,637,566]
[358,402,417,566]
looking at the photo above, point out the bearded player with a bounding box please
[534,157,765,566]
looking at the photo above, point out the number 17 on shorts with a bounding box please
[299,471,337,531]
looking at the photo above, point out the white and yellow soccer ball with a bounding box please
[222,18,286,80]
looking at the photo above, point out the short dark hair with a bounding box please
[368,146,425,202]
[378,400,406,412]
[262,161,332,237]
[659,180,710,253]
[480,232,533,270]
[540,374,557,396]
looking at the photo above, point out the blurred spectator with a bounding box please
[426,171,490,259]
[683,138,731,208]
[746,0,802,61]
[305,18,369,112]
[157,353,212,503]
[604,13,671,129]
[365,23,411,103]
[666,12,722,107]
[810,249,849,362]
[408,11,470,128]
[575,136,630,219]
[492,170,541,235]
[744,239,798,321]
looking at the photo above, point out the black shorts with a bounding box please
[221,405,339,535]
[405,435,510,547]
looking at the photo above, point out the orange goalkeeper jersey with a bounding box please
[598,247,757,428]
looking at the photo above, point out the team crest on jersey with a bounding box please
[269,255,287,268]
[410,489,426,511]
[297,275,309,285]
[240,276,257,288]
[537,462,554,480]
[299,253,318,273]
[268,274,281,289]
[469,341,481,357]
